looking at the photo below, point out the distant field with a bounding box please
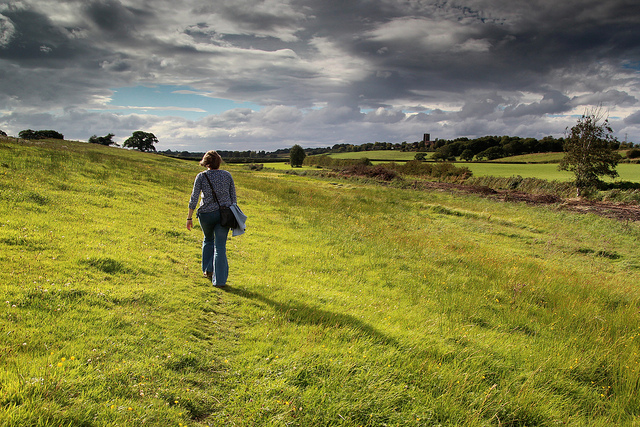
[324,150,634,167]
[459,163,572,181]
[491,152,564,163]
[460,162,640,182]
[265,159,640,182]
[326,151,420,161]
[263,162,319,171]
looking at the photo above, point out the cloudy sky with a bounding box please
[1,0,639,152]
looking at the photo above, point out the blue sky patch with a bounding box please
[103,85,262,120]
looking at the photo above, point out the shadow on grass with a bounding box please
[224,286,398,346]
[601,181,640,190]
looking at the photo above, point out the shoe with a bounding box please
[203,271,213,280]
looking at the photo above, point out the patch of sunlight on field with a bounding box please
[458,162,640,182]
[263,162,320,170]
[493,152,564,163]
[327,151,419,161]
[266,158,640,183]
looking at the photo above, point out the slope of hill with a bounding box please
[1,138,640,425]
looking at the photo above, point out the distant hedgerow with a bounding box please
[304,155,372,168]
[341,164,399,181]
[384,160,472,179]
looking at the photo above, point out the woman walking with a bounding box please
[187,150,236,287]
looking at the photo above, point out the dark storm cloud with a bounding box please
[0,8,90,62]
[503,92,572,118]
[625,110,640,125]
[1,0,640,149]
[82,0,153,38]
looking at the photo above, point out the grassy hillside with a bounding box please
[2,138,640,426]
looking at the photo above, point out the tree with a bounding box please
[559,108,622,197]
[123,131,158,152]
[0,130,7,137]
[289,144,306,167]
[432,145,456,161]
[476,146,504,161]
[88,133,117,146]
[414,152,427,161]
[19,129,64,140]
[460,149,475,162]
[627,148,640,159]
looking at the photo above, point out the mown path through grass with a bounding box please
[2,139,640,426]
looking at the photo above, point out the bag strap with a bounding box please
[202,172,221,208]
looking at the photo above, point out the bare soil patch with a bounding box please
[412,181,640,222]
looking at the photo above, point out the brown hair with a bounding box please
[199,150,222,169]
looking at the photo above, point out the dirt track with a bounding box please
[414,181,640,222]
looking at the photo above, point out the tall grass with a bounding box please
[1,138,640,426]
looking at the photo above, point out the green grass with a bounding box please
[313,150,640,182]
[326,151,419,161]
[2,138,640,426]
[262,162,320,171]
[491,152,565,163]
[457,162,640,182]
[457,163,573,181]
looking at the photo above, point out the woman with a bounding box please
[187,150,237,287]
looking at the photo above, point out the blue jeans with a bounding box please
[198,210,229,287]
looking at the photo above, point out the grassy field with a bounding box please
[307,150,640,182]
[488,153,564,163]
[269,160,640,183]
[2,138,640,426]
[324,150,633,164]
[326,151,419,161]
[456,163,640,182]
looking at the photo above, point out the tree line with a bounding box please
[1,129,159,152]
[17,129,65,140]
[161,134,636,162]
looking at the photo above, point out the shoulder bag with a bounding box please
[203,172,239,229]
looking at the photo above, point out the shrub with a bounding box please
[304,155,372,168]
[626,148,640,159]
[341,164,399,181]
[381,161,472,180]
[88,133,117,146]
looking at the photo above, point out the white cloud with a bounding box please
[365,16,489,53]
[0,14,15,47]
